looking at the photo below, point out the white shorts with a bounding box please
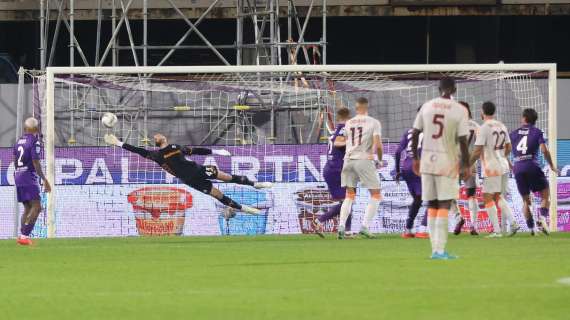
[341,159,381,189]
[482,174,509,194]
[421,174,459,201]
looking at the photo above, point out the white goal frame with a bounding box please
[44,63,558,237]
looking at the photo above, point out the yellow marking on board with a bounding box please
[173,106,191,111]
[233,105,251,111]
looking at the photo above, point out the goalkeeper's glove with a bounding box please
[212,149,231,156]
[104,134,123,147]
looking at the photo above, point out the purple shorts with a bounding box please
[16,184,41,203]
[514,164,548,196]
[323,164,345,200]
[402,168,421,197]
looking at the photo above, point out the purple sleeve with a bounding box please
[31,139,41,160]
[537,129,546,145]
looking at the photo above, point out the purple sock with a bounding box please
[346,214,352,231]
[20,223,35,236]
[540,207,549,218]
[421,210,428,227]
[526,217,535,229]
[318,203,342,223]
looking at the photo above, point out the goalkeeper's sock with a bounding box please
[230,175,254,186]
[427,208,437,253]
[219,195,243,210]
[339,198,354,230]
[435,209,449,255]
[362,196,380,229]
[468,197,478,229]
[318,203,341,223]
[485,201,501,233]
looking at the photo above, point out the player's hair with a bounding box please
[522,108,538,125]
[459,101,472,119]
[24,117,39,130]
[481,101,496,116]
[336,107,350,120]
[355,97,368,105]
[439,77,456,95]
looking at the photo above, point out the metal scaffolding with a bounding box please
[38,0,328,68]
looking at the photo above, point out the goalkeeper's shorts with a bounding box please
[184,165,219,194]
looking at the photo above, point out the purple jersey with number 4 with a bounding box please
[323,124,346,199]
[14,133,41,186]
[510,124,548,195]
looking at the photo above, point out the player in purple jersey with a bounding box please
[14,118,52,246]
[395,127,428,238]
[509,108,557,235]
[313,108,353,237]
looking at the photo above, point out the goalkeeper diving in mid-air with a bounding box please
[104,133,272,215]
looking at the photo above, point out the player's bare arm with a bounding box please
[505,142,513,170]
[540,143,558,173]
[468,145,483,168]
[459,136,471,180]
[32,159,51,193]
[373,134,383,167]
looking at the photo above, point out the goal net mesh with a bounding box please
[4,68,551,238]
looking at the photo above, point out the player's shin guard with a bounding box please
[362,196,381,229]
[435,209,449,255]
[339,198,354,231]
[468,197,478,229]
[219,195,243,210]
[485,201,501,233]
[497,197,515,226]
[427,208,438,253]
[405,197,422,230]
[230,175,254,187]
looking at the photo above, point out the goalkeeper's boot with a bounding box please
[17,235,33,246]
[311,219,325,239]
[508,223,521,237]
[486,232,503,238]
[358,227,375,239]
[470,227,479,236]
[453,217,465,235]
[415,232,429,239]
[537,217,550,236]
[254,182,273,189]
[241,205,261,215]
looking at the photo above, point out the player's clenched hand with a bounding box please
[412,159,420,176]
[212,149,231,157]
[104,134,120,146]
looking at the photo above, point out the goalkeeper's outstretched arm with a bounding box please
[104,133,150,158]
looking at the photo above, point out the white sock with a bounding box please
[435,216,449,254]
[468,198,478,229]
[428,216,436,253]
[498,196,516,227]
[486,203,501,233]
[362,198,380,229]
[339,198,354,231]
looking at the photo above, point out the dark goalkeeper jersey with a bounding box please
[122,143,212,182]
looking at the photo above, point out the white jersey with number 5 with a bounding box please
[344,114,382,160]
[475,119,511,177]
[413,97,469,178]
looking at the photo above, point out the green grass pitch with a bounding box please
[1,233,570,320]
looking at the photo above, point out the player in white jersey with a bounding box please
[338,97,383,239]
[469,102,519,237]
[453,101,481,236]
[411,77,471,260]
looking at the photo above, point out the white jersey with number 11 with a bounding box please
[344,114,382,160]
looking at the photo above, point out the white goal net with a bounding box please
[2,64,556,238]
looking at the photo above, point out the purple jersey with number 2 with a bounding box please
[14,133,41,186]
[323,123,346,200]
[510,124,548,195]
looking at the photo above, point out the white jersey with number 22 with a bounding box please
[413,97,469,178]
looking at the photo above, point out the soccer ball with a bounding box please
[101,112,118,128]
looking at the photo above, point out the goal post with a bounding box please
[39,63,557,238]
